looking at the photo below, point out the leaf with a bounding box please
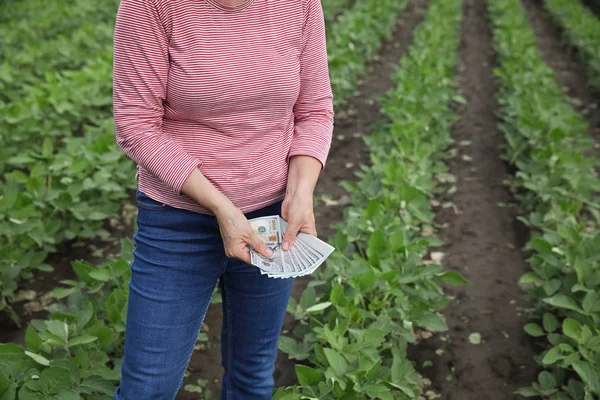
[80,375,116,395]
[519,273,542,287]
[562,319,581,341]
[25,326,42,352]
[468,333,481,345]
[516,387,540,397]
[52,287,78,300]
[452,94,467,104]
[572,361,600,394]
[437,271,468,286]
[524,323,545,337]
[391,353,412,382]
[0,344,24,361]
[55,389,80,400]
[329,284,345,306]
[355,268,376,292]
[323,348,348,377]
[299,287,316,312]
[367,230,386,264]
[542,346,563,365]
[415,313,448,332]
[24,351,50,366]
[306,302,332,313]
[582,291,600,313]
[72,261,94,284]
[543,313,559,333]
[528,237,553,253]
[42,137,54,158]
[539,371,556,391]
[543,294,580,312]
[68,335,98,347]
[296,365,321,387]
[88,269,111,282]
[45,320,68,342]
[278,336,297,355]
[0,372,8,394]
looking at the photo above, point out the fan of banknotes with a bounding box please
[248,215,335,279]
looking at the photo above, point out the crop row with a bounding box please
[0,2,431,398]
[489,0,600,397]
[273,0,467,397]
[543,0,600,90]
[0,0,414,324]
[327,0,410,108]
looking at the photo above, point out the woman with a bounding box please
[112,0,333,398]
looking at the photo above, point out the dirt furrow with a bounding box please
[412,0,538,399]
[180,0,430,397]
[522,0,600,139]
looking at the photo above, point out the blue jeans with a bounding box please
[114,190,293,400]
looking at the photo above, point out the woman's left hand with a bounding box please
[281,193,317,251]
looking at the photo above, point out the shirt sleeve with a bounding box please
[113,0,202,195]
[288,0,334,169]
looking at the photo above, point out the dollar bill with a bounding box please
[249,216,282,249]
[247,215,335,279]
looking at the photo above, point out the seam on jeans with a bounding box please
[220,254,229,275]
[171,285,216,400]
[224,280,234,400]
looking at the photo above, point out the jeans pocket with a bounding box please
[136,190,168,210]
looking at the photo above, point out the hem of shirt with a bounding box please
[139,186,287,216]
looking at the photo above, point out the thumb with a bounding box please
[282,222,300,251]
[248,232,273,258]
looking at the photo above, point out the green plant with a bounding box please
[544,0,600,89]
[489,0,600,397]
[274,0,467,397]
[0,240,133,400]
[328,0,409,108]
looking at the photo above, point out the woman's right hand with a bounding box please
[215,204,274,264]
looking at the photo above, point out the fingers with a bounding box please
[282,222,300,251]
[299,226,318,237]
[248,232,273,258]
[237,247,252,264]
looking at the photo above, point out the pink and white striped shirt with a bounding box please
[113,0,334,214]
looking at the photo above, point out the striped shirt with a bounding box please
[113,0,334,214]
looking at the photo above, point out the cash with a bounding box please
[248,215,335,279]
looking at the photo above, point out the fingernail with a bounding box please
[282,241,289,251]
[266,248,273,257]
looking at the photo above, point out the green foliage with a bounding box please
[323,0,354,30]
[0,240,133,400]
[489,0,600,397]
[0,0,132,322]
[544,0,600,89]
[275,0,466,397]
[328,0,409,108]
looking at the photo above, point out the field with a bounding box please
[1,0,599,399]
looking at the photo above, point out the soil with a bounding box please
[410,0,539,399]
[522,0,600,141]
[179,0,430,397]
